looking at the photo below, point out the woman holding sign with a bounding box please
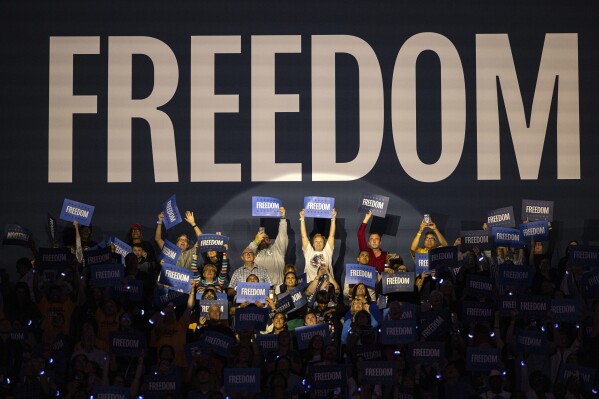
[299,208,337,283]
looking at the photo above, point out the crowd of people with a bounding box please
[0,205,598,399]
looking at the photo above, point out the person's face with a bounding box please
[389,302,402,320]
[246,275,259,283]
[131,228,141,240]
[207,250,218,260]
[351,299,364,314]
[273,313,286,329]
[120,313,132,327]
[203,290,216,300]
[285,273,297,287]
[313,237,325,252]
[534,242,544,254]
[357,251,370,265]
[355,284,366,296]
[176,235,189,250]
[260,235,271,248]
[80,226,92,240]
[424,233,437,249]
[132,246,144,259]
[397,265,408,272]
[241,250,255,263]
[368,234,381,250]
[304,313,317,326]
[208,305,221,320]
[203,266,216,281]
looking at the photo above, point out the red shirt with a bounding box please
[357,223,388,273]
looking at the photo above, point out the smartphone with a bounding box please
[424,214,431,224]
[258,227,265,233]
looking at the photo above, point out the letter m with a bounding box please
[476,34,579,179]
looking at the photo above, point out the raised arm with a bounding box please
[357,211,372,251]
[184,210,203,236]
[327,208,337,250]
[272,207,288,255]
[430,222,448,247]
[155,212,165,248]
[410,220,427,258]
[299,209,310,251]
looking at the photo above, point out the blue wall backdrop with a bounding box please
[1,0,598,277]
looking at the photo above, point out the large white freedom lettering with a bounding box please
[48,34,579,183]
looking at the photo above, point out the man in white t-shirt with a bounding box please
[299,208,337,283]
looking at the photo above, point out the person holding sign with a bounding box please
[358,211,388,273]
[410,217,448,260]
[227,248,272,296]
[248,207,288,287]
[299,208,337,283]
[191,251,228,294]
[155,210,202,269]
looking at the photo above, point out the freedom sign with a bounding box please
[202,330,236,358]
[234,306,270,331]
[496,263,535,287]
[252,196,282,217]
[381,272,415,294]
[466,347,501,371]
[197,234,228,252]
[90,264,124,287]
[159,239,181,264]
[519,220,549,242]
[303,196,335,218]
[358,192,389,218]
[460,230,492,251]
[295,323,331,350]
[109,331,146,356]
[107,236,132,262]
[360,361,396,385]
[111,279,143,302]
[345,264,377,287]
[568,245,599,268]
[92,386,130,399]
[84,247,112,266]
[158,263,193,293]
[428,246,458,269]
[198,299,228,320]
[522,199,554,222]
[38,247,73,266]
[2,224,32,246]
[380,319,417,344]
[162,194,182,230]
[256,334,279,353]
[59,198,95,226]
[224,368,261,393]
[492,227,525,248]
[408,342,445,366]
[153,286,189,309]
[487,206,515,228]
[235,282,269,304]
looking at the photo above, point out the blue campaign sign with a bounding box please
[568,245,599,268]
[59,198,95,226]
[236,282,270,303]
[381,319,417,344]
[353,345,383,361]
[92,386,130,399]
[84,247,112,266]
[158,263,193,293]
[234,306,270,331]
[519,220,549,242]
[272,292,294,315]
[381,272,415,294]
[487,206,515,228]
[550,299,580,323]
[462,301,494,322]
[256,334,279,353]
[38,247,73,266]
[466,347,501,371]
[111,279,144,301]
[145,373,178,398]
[153,286,188,309]
[184,340,207,362]
[295,323,331,350]
[159,239,182,264]
[516,329,547,354]
[202,330,236,358]
[308,364,347,388]
[107,236,132,263]
[466,275,495,298]
[2,224,32,246]
[360,361,396,385]
[47,214,57,242]
[90,263,124,287]
[252,196,282,217]
[162,194,182,230]
[400,303,417,321]
[517,296,550,318]
[522,199,554,222]
[496,263,535,287]
[289,287,308,311]
[429,246,458,269]
[224,368,261,393]
[414,253,430,275]
[460,230,492,251]
[303,196,335,218]
[109,331,146,356]
[408,342,445,366]
[358,192,390,218]
[497,295,518,316]
[197,234,228,252]
[296,272,308,289]
[492,227,525,248]
[581,268,599,298]
[419,310,450,341]
[557,364,597,387]
[345,264,377,287]
[198,299,228,320]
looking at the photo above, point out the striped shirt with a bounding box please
[229,263,272,288]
